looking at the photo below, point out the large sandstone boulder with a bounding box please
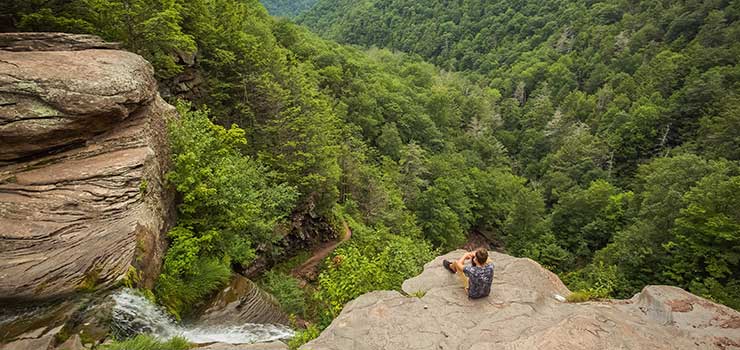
[0,33,175,302]
[303,250,740,350]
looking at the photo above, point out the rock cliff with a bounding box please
[0,32,175,301]
[303,250,740,350]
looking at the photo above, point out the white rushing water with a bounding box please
[111,289,294,344]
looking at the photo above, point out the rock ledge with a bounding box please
[303,250,740,350]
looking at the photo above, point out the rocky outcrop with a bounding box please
[0,33,149,161]
[0,293,117,349]
[0,32,175,302]
[198,276,290,326]
[1,327,61,350]
[0,32,121,53]
[303,250,740,350]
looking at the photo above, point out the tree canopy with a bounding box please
[260,0,317,17]
[7,0,739,330]
[301,0,740,309]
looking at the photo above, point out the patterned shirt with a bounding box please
[463,263,494,299]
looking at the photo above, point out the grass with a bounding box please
[566,290,599,303]
[101,334,191,350]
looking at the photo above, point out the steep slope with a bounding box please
[260,0,317,17]
[300,0,740,172]
[300,0,589,70]
[300,0,740,177]
[299,0,740,310]
[303,250,740,350]
[0,32,176,301]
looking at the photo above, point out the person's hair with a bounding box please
[474,248,488,266]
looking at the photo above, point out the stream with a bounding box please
[111,289,294,344]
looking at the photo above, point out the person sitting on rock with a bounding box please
[442,248,493,299]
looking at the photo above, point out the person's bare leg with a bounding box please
[450,259,462,272]
[452,259,469,291]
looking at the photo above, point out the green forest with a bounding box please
[300,0,740,304]
[260,0,317,17]
[4,0,739,348]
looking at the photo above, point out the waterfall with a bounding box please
[111,289,294,344]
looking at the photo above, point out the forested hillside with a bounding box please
[260,0,317,17]
[300,0,740,309]
[4,0,739,347]
[5,0,546,346]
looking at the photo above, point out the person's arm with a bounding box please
[457,251,473,269]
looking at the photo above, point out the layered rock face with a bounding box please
[304,250,740,350]
[0,33,175,301]
[198,275,290,326]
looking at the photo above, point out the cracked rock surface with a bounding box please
[0,32,175,301]
[303,250,740,350]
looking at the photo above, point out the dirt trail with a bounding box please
[291,220,352,283]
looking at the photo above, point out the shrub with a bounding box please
[563,261,628,300]
[155,257,231,319]
[313,223,434,325]
[288,324,320,350]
